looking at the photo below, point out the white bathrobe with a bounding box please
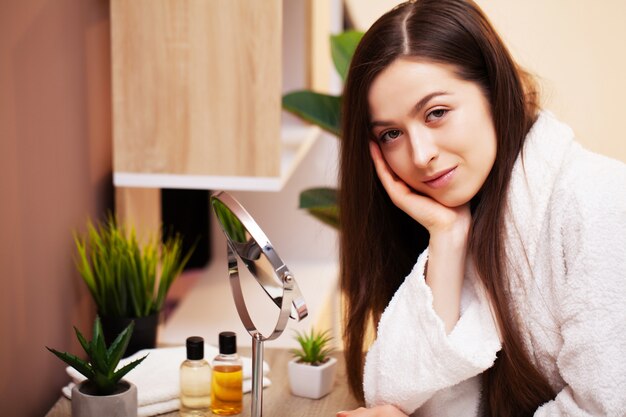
[363,111,626,416]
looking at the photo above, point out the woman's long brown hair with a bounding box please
[339,1,555,415]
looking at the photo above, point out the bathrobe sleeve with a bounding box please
[363,249,501,416]
[534,166,626,416]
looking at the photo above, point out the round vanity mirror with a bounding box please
[211,191,308,333]
[210,191,308,417]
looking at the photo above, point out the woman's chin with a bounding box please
[432,193,472,209]
[408,183,476,208]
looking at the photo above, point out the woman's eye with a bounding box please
[380,129,402,143]
[426,108,448,122]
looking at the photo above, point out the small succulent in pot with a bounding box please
[288,328,338,399]
[290,328,334,366]
[46,316,147,395]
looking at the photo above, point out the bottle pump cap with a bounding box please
[186,336,204,360]
[219,331,237,354]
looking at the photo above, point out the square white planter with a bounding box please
[288,356,338,399]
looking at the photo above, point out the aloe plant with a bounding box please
[282,31,364,229]
[47,316,147,395]
[290,328,334,366]
[74,215,193,318]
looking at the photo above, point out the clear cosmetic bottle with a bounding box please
[210,332,243,415]
[180,336,211,416]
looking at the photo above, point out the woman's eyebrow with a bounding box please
[370,91,451,127]
[410,91,451,116]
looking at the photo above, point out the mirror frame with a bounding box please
[210,191,308,341]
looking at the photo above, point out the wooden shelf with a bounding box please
[113,125,321,191]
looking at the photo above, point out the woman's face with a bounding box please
[368,58,497,208]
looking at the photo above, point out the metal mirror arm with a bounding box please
[226,243,295,341]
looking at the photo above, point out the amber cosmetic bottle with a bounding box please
[210,332,243,415]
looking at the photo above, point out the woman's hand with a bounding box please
[369,141,471,236]
[337,405,408,417]
[370,141,470,333]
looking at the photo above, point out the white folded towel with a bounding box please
[62,344,271,417]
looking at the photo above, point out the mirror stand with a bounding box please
[215,192,307,417]
[251,333,263,417]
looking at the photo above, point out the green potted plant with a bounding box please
[47,316,147,417]
[74,216,193,356]
[288,328,337,399]
[282,31,364,229]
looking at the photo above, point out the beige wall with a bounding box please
[0,0,112,415]
[345,0,626,162]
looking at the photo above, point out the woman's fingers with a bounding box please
[370,141,411,198]
[370,141,449,229]
[370,141,425,214]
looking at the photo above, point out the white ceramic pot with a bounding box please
[71,380,138,417]
[288,356,338,399]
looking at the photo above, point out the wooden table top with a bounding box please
[45,347,361,417]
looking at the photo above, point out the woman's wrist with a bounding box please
[425,216,470,334]
[429,217,471,250]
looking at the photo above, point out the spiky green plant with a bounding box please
[47,316,147,395]
[290,328,334,366]
[282,31,364,229]
[74,215,193,318]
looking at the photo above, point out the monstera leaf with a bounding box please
[299,188,339,229]
[282,31,364,230]
[331,31,363,81]
[282,92,341,137]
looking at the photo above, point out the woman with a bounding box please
[337,1,626,416]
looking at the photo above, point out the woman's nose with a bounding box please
[410,132,439,167]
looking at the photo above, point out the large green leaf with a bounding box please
[282,92,341,137]
[299,188,339,229]
[307,207,339,229]
[281,31,362,230]
[330,31,364,81]
[299,187,337,209]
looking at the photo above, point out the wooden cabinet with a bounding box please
[109,0,333,239]
[111,0,282,179]
[109,0,326,236]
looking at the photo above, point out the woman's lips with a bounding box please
[423,166,457,189]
